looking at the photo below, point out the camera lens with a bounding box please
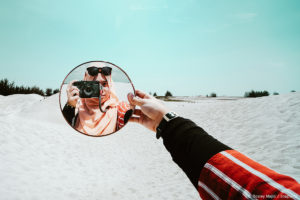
[83,85,93,97]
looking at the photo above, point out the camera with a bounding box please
[73,81,101,98]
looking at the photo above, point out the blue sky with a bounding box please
[1,0,299,96]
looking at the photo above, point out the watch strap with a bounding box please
[156,112,178,139]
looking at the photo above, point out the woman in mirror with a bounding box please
[62,66,133,136]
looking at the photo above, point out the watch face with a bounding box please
[166,113,175,119]
[166,112,177,119]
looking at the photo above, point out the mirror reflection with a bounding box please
[59,61,135,136]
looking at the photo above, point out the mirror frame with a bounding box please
[59,60,136,137]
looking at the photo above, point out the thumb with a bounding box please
[128,93,145,106]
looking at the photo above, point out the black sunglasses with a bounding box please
[87,66,112,76]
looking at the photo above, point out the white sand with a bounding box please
[0,92,299,199]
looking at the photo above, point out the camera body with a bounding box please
[73,81,101,98]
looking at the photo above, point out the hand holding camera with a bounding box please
[67,80,106,112]
[66,80,80,108]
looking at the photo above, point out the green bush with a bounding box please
[45,88,53,96]
[53,89,60,94]
[0,78,54,96]
[244,90,269,98]
[210,92,217,97]
[165,91,172,97]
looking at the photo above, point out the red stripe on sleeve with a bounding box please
[198,150,300,200]
[199,167,246,200]
[198,180,221,200]
[225,151,300,196]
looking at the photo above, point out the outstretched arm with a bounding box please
[128,90,300,199]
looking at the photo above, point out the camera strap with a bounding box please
[98,88,108,113]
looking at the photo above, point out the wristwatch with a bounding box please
[156,111,179,139]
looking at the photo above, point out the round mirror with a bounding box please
[59,61,135,137]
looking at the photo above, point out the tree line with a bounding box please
[1,78,296,98]
[244,90,295,97]
[150,90,296,98]
[0,78,59,96]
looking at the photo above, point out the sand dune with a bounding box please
[0,92,299,199]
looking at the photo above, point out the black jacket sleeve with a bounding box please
[160,117,231,189]
[62,104,76,125]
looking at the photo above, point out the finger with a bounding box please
[136,90,151,99]
[71,96,80,101]
[71,86,79,90]
[71,87,79,92]
[127,93,134,100]
[70,87,79,94]
[133,109,142,116]
[68,80,77,88]
[67,83,71,90]
[129,104,135,110]
[70,80,77,84]
[128,116,140,124]
[71,90,79,96]
[131,96,145,106]
[127,93,145,106]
